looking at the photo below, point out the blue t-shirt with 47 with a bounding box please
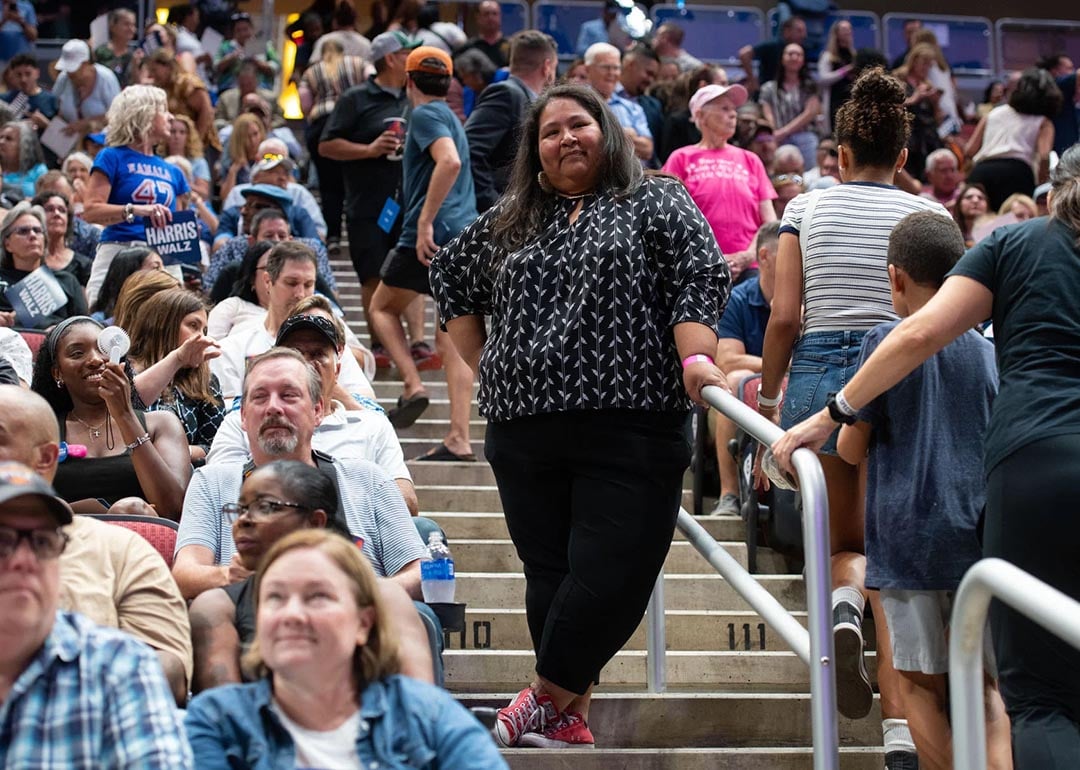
[93,146,190,244]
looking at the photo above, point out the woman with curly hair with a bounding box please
[127,288,224,463]
[757,68,950,756]
[0,121,46,197]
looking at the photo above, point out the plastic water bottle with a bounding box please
[421,532,455,603]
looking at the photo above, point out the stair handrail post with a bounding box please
[950,558,1080,770]
[646,567,667,693]
[698,385,839,770]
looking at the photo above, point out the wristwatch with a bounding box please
[123,203,135,224]
[826,393,857,425]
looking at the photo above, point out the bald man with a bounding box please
[0,385,192,704]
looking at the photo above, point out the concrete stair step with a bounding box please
[408,461,496,486]
[387,399,483,420]
[431,512,746,543]
[455,573,806,612]
[501,748,883,769]
[451,539,748,574]
[444,649,878,691]
[396,419,488,439]
[456,608,804,652]
[417,485,738,513]
[459,692,881,748]
[373,369,454,385]
[401,439,485,461]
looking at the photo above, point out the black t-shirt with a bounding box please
[948,216,1080,472]
[0,265,88,330]
[224,575,256,649]
[319,76,409,218]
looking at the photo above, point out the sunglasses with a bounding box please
[11,225,43,237]
[773,174,804,186]
[0,526,69,561]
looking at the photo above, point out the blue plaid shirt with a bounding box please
[0,611,192,769]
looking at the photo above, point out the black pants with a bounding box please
[306,115,344,241]
[967,158,1036,212]
[985,434,1080,768]
[485,409,690,694]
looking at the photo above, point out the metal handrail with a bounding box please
[645,385,838,770]
[950,558,1080,769]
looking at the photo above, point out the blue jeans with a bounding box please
[781,330,865,455]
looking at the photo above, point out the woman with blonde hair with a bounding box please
[184,529,508,769]
[998,193,1038,221]
[94,8,141,86]
[818,19,856,132]
[112,268,181,332]
[160,113,211,198]
[127,288,224,462]
[220,113,266,200]
[894,43,945,179]
[147,48,218,153]
[82,84,190,307]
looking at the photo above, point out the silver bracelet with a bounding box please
[125,433,151,452]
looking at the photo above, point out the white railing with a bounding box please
[646,385,839,770]
[950,558,1080,769]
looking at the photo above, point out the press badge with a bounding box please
[377,197,401,233]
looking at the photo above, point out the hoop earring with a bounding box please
[55,378,64,389]
[537,171,555,194]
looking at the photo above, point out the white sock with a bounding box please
[882,718,916,753]
[832,585,865,615]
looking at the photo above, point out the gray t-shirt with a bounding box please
[858,320,998,590]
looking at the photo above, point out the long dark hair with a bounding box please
[232,240,274,304]
[1009,67,1063,119]
[1050,144,1080,248]
[90,247,156,317]
[491,84,642,252]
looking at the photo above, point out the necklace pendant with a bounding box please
[89,428,100,440]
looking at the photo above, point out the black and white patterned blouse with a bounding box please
[430,175,730,423]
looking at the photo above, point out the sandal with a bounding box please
[388,392,429,429]
[414,443,477,462]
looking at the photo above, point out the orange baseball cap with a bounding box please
[406,46,453,76]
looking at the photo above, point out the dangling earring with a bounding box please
[55,378,64,389]
[537,171,554,194]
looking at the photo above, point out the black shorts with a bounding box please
[346,218,398,283]
[380,245,431,295]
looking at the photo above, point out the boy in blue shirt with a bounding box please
[837,210,1011,768]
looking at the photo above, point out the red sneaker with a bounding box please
[371,345,392,369]
[494,687,542,747]
[410,341,443,371]
[519,710,595,749]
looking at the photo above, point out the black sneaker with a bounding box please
[833,601,873,719]
[884,750,920,769]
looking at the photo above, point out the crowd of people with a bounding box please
[0,0,1076,768]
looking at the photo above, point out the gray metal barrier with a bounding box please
[645,384,839,770]
[950,557,1080,769]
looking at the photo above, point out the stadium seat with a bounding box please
[88,514,180,568]
[651,4,767,65]
[995,17,1080,73]
[883,13,996,74]
[16,328,45,358]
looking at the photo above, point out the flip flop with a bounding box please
[388,393,429,429]
[415,443,477,462]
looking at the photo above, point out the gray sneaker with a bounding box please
[711,493,741,516]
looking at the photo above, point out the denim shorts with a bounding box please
[780,330,865,455]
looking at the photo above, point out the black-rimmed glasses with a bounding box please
[222,499,308,522]
[0,526,69,561]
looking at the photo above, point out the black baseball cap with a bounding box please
[276,313,341,349]
[0,461,73,525]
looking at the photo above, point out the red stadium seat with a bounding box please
[88,514,180,568]
[16,329,45,358]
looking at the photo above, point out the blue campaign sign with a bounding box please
[143,209,201,265]
[4,266,66,327]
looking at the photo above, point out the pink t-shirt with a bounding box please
[662,144,777,253]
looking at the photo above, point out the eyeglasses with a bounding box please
[773,174,804,186]
[42,205,68,215]
[222,499,308,522]
[11,225,43,237]
[254,263,268,272]
[0,526,69,561]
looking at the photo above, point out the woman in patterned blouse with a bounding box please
[127,288,225,465]
[430,83,731,750]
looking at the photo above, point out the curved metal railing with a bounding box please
[950,558,1080,769]
[646,385,839,770]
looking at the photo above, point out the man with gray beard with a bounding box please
[171,348,425,602]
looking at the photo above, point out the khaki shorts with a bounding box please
[881,588,997,677]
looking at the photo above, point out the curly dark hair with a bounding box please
[833,67,912,170]
[1009,67,1063,119]
[491,84,642,252]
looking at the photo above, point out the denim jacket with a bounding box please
[184,675,508,769]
